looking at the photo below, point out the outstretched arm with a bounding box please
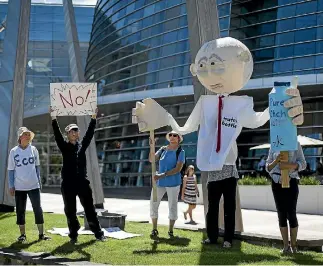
[81,110,98,150]
[52,118,66,152]
[168,97,203,135]
[50,106,66,151]
[241,107,270,129]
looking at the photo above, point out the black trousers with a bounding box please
[271,178,299,228]
[15,188,44,225]
[206,177,237,243]
[61,179,103,239]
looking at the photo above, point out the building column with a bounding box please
[0,0,31,209]
[63,0,104,207]
[186,0,243,232]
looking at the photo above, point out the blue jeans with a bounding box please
[15,188,44,225]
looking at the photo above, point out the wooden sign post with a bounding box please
[150,130,157,202]
[280,151,290,188]
[132,98,171,202]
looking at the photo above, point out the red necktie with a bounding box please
[216,96,224,153]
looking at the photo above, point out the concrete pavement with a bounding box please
[26,192,323,241]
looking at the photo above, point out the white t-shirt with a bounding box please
[7,145,40,191]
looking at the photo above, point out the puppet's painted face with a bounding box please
[190,37,253,94]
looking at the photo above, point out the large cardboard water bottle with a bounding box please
[269,80,298,188]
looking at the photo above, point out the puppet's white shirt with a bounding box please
[169,95,270,171]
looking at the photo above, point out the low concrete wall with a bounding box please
[196,184,323,215]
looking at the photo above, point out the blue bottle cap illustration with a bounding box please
[274,81,291,87]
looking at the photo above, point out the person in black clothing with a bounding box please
[50,107,106,243]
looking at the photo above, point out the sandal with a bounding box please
[281,246,291,254]
[17,234,26,243]
[39,234,51,241]
[150,229,159,239]
[168,231,174,238]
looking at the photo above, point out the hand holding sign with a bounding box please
[50,83,97,116]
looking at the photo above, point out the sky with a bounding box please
[0,0,97,5]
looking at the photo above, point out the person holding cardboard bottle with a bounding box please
[266,141,306,254]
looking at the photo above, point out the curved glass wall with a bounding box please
[230,0,323,78]
[85,0,231,95]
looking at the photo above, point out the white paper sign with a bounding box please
[47,227,142,239]
[50,83,97,116]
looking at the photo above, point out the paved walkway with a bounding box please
[27,193,323,240]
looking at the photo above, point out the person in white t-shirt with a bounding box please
[7,127,51,243]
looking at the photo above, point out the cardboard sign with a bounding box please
[269,82,297,152]
[50,83,97,116]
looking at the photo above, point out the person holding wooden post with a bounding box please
[132,99,180,239]
[148,131,185,239]
[266,79,306,254]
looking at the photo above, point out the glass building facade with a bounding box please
[25,3,95,111]
[83,0,323,188]
[12,0,322,188]
[230,0,323,78]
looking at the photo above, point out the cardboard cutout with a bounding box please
[133,37,303,234]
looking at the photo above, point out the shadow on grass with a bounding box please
[199,231,323,265]
[6,240,39,251]
[282,251,323,265]
[199,231,273,265]
[50,239,96,262]
[133,235,191,255]
[0,213,15,222]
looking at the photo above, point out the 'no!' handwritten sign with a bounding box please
[50,83,97,116]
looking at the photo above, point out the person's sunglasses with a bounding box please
[169,133,178,137]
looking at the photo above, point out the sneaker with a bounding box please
[201,238,216,245]
[223,241,232,248]
[150,229,159,239]
[70,238,78,244]
[39,234,51,241]
[168,231,174,238]
[17,234,26,243]
[96,235,107,242]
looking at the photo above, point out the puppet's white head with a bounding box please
[190,37,253,94]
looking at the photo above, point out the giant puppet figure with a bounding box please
[133,37,303,247]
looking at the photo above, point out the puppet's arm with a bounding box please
[132,97,201,134]
[168,97,202,135]
[242,107,270,129]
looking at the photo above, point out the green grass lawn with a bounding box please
[0,212,322,265]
